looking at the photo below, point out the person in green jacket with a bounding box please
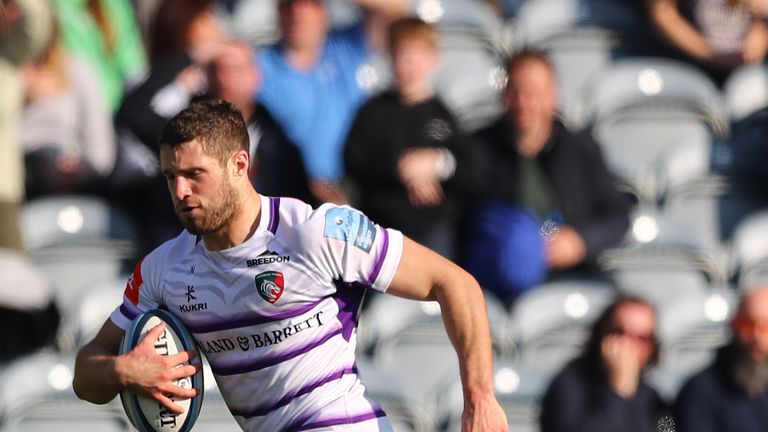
[52,0,146,111]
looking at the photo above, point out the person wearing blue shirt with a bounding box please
[256,0,406,205]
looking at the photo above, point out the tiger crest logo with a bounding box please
[255,271,285,304]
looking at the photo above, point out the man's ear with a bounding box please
[231,150,250,178]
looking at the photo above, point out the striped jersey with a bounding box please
[109,195,404,431]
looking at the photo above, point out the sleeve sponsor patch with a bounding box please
[323,207,377,252]
[124,258,145,305]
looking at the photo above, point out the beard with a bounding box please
[729,343,768,397]
[178,184,241,235]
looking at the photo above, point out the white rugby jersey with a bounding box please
[109,195,404,431]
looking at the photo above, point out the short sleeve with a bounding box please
[302,204,404,292]
[109,256,163,330]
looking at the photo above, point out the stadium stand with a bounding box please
[506,278,617,375]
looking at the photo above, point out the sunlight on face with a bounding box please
[160,139,241,235]
[504,59,557,132]
[734,289,768,361]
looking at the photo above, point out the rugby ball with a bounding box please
[119,309,204,432]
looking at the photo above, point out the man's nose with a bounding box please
[174,177,192,201]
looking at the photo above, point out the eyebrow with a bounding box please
[161,166,206,177]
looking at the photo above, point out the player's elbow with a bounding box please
[433,263,484,300]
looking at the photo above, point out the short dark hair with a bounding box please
[159,98,250,165]
[505,49,555,77]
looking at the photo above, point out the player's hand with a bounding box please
[461,395,508,432]
[116,323,201,414]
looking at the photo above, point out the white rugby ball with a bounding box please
[119,309,203,432]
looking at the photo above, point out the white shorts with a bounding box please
[303,416,393,431]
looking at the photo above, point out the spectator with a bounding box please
[540,296,666,432]
[0,0,51,250]
[467,50,630,304]
[51,0,146,111]
[113,0,225,251]
[256,0,407,205]
[116,37,298,252]
[645,0,768,85]
[674,284,768,432]
[0,248,60,364]
[20,22,117,198]
[344,17,475,260]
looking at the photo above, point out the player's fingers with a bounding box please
[168,348,197,365]
[170,364,200,380]
[158,381,198,400]
[154,391,186,414]
[139,322,167,348]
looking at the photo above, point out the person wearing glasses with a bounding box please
[539,296,666,432]
[674,284,768,432]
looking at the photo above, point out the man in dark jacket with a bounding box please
[674,284,768,432]
[467,50,631,302]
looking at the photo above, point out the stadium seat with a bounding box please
[0,351,129,432]
[434,41,506,131]
[583,57,727,205]
[507,278,617,375]
[413,0,502,44]
[731,210,768,286]
[649,286,736,401]
[358,292,509,403]
[216,0,279,47]
[601,204,726,299]
[663,179,768,280]
[723,63,768,122]
[357,358,436,432]
[436,360,551,432]
[19,195,140,318]
[61,275,128,350]
[20,195,140,254]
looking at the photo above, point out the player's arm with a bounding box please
[386,237,508,432]
[73,319,199,413]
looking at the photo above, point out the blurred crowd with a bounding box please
[3,0,768,430]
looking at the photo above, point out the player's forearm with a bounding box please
[435,269,496,401]
[73,342,124,404]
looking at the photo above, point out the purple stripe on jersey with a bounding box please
[333,281,366,342]
[267,197,281,234]
[211,328,342,376]
[186,299,325,334]
[231,366,358,418]
[119,303,140,320]
[286,408,387,432]
[366,227,389,285]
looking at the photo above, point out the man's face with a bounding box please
[278,0,328,50]
[391,40,438,93]
[733,290,768,361]
[160,139,240,235]
[208,44,260,107]
[504,60,558,132]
